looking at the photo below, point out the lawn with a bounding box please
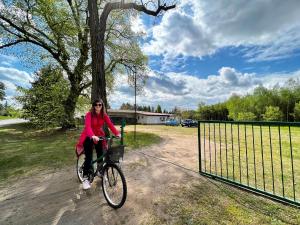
[0,123,162,184]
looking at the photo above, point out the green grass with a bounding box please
[199,123,300,202]
[149,180,300,225]
[124,131,163,150]
[0,115,15,120]
[0,123,162,184]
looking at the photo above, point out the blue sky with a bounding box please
[1,0,300,110]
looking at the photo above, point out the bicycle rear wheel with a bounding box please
[76,154,85,183]
[101,163,127,208]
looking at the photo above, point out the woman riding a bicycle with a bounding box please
[76,99,120,190]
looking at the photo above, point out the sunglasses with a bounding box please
[94,103,102,106]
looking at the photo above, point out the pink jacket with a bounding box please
[75,111,120,156]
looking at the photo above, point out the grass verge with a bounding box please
[0,116,15,120]
[0,123,161,184]
[148,179,300,225]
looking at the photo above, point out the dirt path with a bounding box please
[0,127,201,225]
[0,119,27,127]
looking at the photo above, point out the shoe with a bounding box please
[82,178,91,190]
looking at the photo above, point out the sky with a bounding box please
[1,0,300,111]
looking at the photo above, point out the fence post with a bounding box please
[198,121,202,173]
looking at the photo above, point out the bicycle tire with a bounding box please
[76,154,85,183]
[101,163,127,209]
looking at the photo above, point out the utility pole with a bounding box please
[134,71,137,140]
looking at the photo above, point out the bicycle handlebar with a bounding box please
[97,135,121,141]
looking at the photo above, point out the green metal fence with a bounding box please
[198,120,300,207]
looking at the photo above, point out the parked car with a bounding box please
[165,119,179,126]
[181,119,197,127]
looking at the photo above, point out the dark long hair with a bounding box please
[90,99,105,118]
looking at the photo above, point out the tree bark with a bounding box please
[62,84,80,129]
[88,0,108,107]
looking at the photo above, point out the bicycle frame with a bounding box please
[90,120,125,169]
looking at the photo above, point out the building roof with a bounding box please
[108,109,172,117]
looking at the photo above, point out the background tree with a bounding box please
[197,103,228,120]
[252,86,278,119]
[277,79,300,121]
[262,106,284,121]
[156,104,162,113]
[0,82,6,115]
[237,112,256,121]
[120,102,134,110]
[293,102,300,121]
[0,81,5,101]
[0,0,90,128]
[226,94,243,120]
[181,110,198,120]
[16,66,69,128]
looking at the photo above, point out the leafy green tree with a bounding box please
[16,66,69,128]
[197,103,228,120]
[181,110,194,119]
[293,102,300,121]
[0,0,150,128]
[0,81,5,101]
[263,106,283,121]
[237,112,256,121]
[0,81,5,114]
[226,94,243,120]
[278,88,295,121]
[156,104,162,113]
[171,106,181,117]
[120,102,134,110]
[75,95,91,117]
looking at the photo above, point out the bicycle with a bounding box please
[76,136,127,209]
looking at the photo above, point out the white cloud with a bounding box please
[0,67,33,84]
[0,67,33,104]
[143,10,216,58]
[109,67,300,110]
[130,14,147,35]
[0,54,18,66]
[142,0,300,62]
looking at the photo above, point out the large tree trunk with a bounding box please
[88,0,108,107]
[62,85,80,129]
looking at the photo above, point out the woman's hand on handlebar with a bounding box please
[92,136,100,142]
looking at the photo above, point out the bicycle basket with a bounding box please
[107,145,125,162]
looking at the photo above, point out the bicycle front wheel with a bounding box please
[101,163,127,209]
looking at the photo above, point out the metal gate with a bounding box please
[198,120,300,207]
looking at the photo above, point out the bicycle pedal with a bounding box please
[96,171,103,178]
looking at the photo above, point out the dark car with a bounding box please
[181,119,197,127]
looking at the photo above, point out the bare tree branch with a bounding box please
[106,1,176,17]
[0,39,28,49]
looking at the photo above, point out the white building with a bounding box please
[107,109,172,125]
